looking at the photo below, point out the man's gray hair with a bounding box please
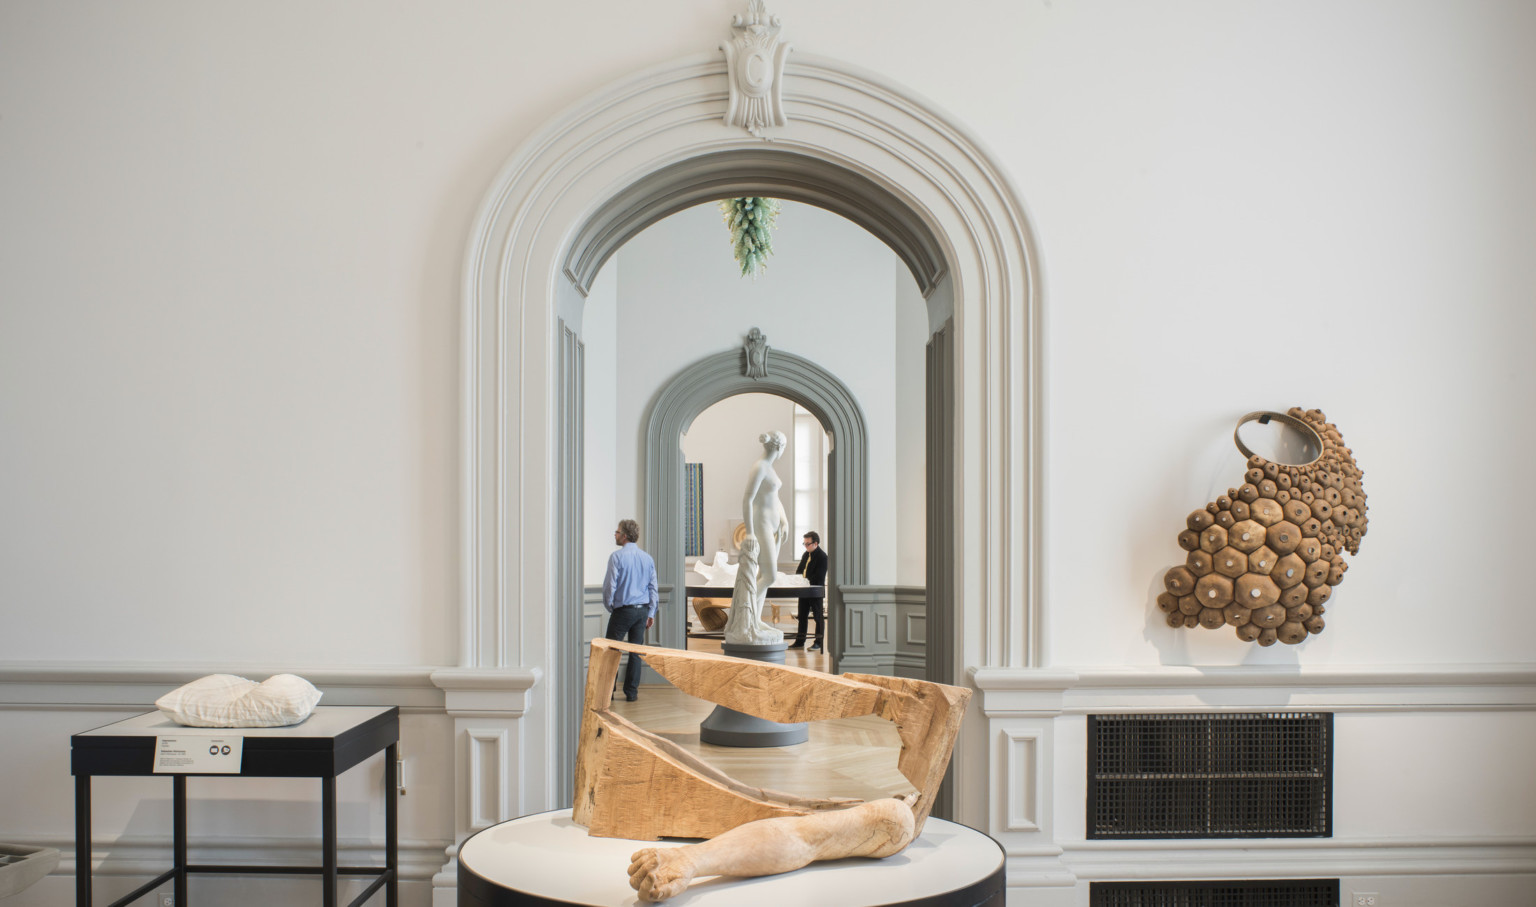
[618,519,640,543]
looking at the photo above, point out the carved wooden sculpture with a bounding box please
[1159,407,1368,646]
[691,597,730,632]
[629,796,918,902]
[574,638,971,899]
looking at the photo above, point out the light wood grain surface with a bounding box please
[606,677,914,805]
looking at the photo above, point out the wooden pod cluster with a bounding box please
[1160,407,1368,646]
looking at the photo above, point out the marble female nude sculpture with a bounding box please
[722,430,790,645]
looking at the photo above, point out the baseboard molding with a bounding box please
[18,832,450,882]
[35,833,1526,895]
[1055,835,1536,880]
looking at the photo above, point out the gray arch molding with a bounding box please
[644,347,869,656]
[564,150,948,299]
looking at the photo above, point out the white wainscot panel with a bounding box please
[467,728,508,831]
[973,664,1536,902]
[1001,727,1040,832]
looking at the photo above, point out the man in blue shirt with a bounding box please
[602,518,659,701]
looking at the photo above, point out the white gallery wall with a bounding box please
[7,0,1532,705]
[1,2,1533,904]
[584,201,926,586]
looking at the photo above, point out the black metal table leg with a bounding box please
[75,774,91,907]
[173,775,187,906]
[385,743,398,907]
[323,775,337,907]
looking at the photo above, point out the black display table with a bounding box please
[685,585,826,638]
[684,585,826,600]
[71,706,399,907]
[457,809,1004,906]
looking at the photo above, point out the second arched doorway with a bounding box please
[643,343,870,664]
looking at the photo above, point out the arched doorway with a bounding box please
[458,51,1042,825]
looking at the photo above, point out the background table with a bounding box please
[684,585,826,601]
[685,585,825,636]
[71,706,398,907]
[458,809,1004,906]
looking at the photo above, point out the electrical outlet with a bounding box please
[159,893,174,907]
[1351,894,1379,907]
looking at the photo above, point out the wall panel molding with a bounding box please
[848,609,868,646]
[905,612,927,646]
[467,728,509,831]
[925,317,955,684]
[1002,727,1041,832]
[837,585,925,677]
[556,318,585,805]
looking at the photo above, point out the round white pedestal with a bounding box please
[458,809,1004,906]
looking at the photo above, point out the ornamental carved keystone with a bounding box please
[721,0,792,137]
[743,327,769,378]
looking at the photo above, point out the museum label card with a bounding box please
[153,736,244,774]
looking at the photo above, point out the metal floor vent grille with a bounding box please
[1088,712,1332,838]
[1090,879,1339,906]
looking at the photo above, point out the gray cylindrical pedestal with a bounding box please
[698,642,808,747]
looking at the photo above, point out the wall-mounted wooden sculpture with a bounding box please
[1160,407,1368,646]
[575,638,970,899]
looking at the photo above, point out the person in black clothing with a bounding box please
[788,531,828,650]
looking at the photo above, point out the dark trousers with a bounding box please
[605,605,649,698]
[793,597,825,647]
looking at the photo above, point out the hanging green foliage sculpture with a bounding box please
[720,197,781,278]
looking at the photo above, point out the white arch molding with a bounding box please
[452,50,1044,864]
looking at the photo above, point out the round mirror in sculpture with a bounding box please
[1232,409,1324,466]
[1159,407,1369,646]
